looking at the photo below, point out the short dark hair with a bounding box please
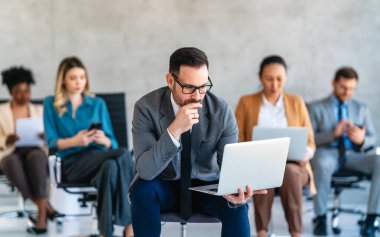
[169,47,209,74]
[1,66,35,93]
[334,67,358,82]
[259,55,287,76]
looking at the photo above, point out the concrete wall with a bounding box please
[1,0,379,148]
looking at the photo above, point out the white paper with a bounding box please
[15,117,44,147]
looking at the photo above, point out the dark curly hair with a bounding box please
[1,66,35,93]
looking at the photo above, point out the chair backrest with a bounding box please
[0,99,43,104]
[96,93,129,149]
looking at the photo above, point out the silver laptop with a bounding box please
[252,127,308,161]
[189,138,290,196]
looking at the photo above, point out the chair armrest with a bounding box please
[48,155,62,186]
[376,146,380,155]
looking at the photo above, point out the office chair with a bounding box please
[48,92,130,235]
[329,169,379,234]
[161,212,220,237]
[0,168,29,219]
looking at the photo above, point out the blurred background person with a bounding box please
[0,66,57,234]
[308,67,380,237]
[235,55,316,237]
[43,56,134,237]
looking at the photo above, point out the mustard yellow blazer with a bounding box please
[235,92,316,195]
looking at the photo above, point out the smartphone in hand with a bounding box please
[354,124,364,129]
[88,122,102,131]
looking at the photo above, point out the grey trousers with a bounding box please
[310,147,380,216]
[63,148,135,237]
[0,147,48,199]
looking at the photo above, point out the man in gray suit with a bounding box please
[130,47,266,237]
[308,67,380,237]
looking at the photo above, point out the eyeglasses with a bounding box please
[171,73,213,94]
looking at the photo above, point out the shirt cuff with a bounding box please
[226,200,247,209]
[167,128,180,148]
[306,146,314,160]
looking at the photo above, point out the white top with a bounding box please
[258,94,288,128]
[257,94,314,159]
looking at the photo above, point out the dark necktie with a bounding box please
[180,130,192,219]
[337,101,346,169]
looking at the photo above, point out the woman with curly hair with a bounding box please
[0,66,59,234]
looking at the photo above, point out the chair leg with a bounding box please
[91,202,98,235]
[331,193,341,235]
[181,222,187,237]
[0,194,27,218]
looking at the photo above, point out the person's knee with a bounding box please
[312,156,336,175]
[285,163,300,175]
[26,149,47,163]
[130,179,158,203]
[0,154,20,170]
[102,159,118,175]
[114,147,128,157]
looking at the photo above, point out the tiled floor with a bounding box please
[0,182,378,237]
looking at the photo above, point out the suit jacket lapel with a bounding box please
[159,90,175,135]
[158,90,177,178]
[325,96,336,125]
[347,100,354,121]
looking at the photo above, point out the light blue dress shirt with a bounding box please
[43,95,118,159]
[331,95,353,150]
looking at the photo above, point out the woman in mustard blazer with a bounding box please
[235,55,316,237]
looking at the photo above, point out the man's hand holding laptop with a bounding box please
[224,186,267,205]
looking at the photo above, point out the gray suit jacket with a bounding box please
[307,95,377,152]
[132,87,238,181]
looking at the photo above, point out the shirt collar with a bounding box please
[66,94,94,115]
[81,94,94,107]
[170,92,179,115]
[330,94,348,107]
[262,93,284,109]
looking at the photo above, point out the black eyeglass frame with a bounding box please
[171,72,213,94]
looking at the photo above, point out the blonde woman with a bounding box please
[43,57,134,237]
[235,55,316,237]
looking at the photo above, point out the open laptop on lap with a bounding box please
[189,137,290,196]
[252,127,308,161]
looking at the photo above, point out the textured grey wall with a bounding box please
[1,0,379,148]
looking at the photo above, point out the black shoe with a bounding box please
[360,217,377,237]
[48,210,65,221]
[26,226,47,235]
[313,214,327,236]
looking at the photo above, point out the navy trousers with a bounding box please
[130,178,250,237]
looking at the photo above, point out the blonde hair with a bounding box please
[53,56,92,116]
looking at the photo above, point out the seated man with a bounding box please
[130,47,266,237]
[308,67,380,237]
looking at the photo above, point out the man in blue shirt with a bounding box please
[308,67,380,237]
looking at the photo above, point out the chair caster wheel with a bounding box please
[332,227,341,235]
